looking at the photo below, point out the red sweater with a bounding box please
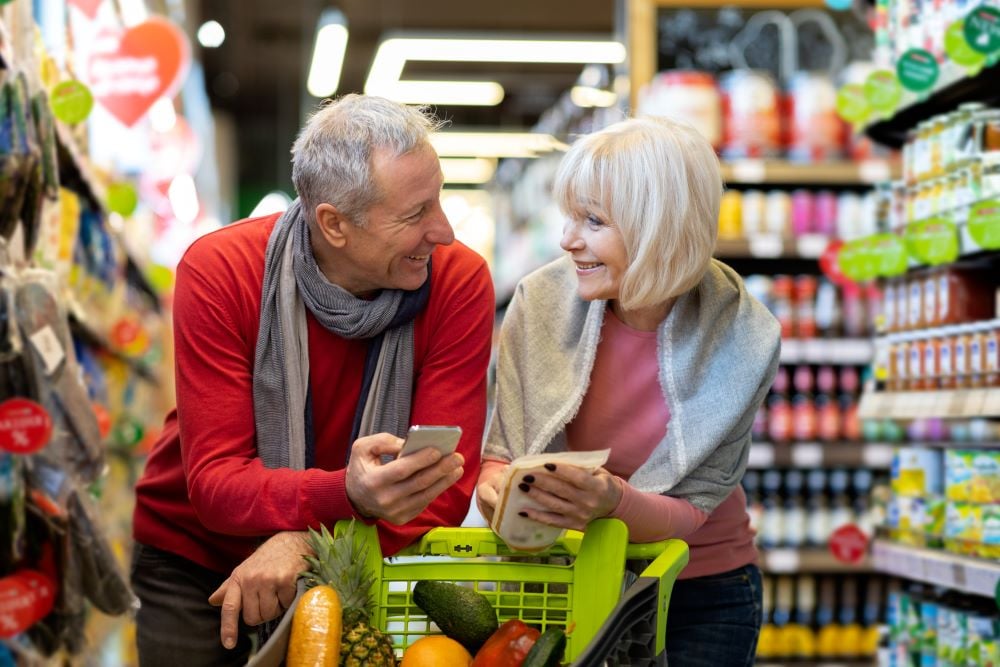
[133,214,494,574]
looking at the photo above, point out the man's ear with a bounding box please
[315,203,350,248]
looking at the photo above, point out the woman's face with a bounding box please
[559,211,629,302]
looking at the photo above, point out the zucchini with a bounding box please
[521,627,566,667]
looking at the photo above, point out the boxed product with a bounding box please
[946,450,975,502]
[967,613,999,667]
[944,502,982,556]
[970,450,1000,504]
[893,447,943,498]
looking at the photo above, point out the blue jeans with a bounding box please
[130,543,254,667]
[665,564,762,667]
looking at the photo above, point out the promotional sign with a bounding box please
[835,83,869,123]
[964,5,1000,54]
[69,0,103,18]
[49,81,94,125]
[863,70,903,114]
[837,237,878,282]
[829,524,869,564]
[0,399,52,455]
[87,17,191,127]
[904,218,960,264]
[870,233,909,277]
[0,570,55,638]
[896,48,940,92]
[107,182,138,217]
[968,198,1000,249]
[945,19,988,70]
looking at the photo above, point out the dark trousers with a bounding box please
[130,542,254,667]
[665,564,763,667]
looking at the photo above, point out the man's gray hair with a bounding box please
[291,94,444,226]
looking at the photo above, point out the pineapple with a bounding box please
[303,522,397,667]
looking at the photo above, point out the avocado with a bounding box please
[412,580,499,653]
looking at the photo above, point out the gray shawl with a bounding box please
[252,200,429,470]
[484,256,781,513]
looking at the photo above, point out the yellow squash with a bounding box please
[287,585,343,667]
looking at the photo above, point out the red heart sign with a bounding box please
[87,17,191,127]
[69,0,103,19]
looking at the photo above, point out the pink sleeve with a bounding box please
[609,480,710,542]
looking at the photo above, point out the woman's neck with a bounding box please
[609,298,675,331]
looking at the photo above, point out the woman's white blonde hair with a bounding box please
[553,116,722,310]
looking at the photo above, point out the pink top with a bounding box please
[488,310,757,579]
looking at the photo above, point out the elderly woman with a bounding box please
[477,116,780,666]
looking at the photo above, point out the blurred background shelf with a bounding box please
[748,442,894,470]
[858,389,1000,419]
[720,159,898,186]
[760,547,872,573]
[872,539,1000,599]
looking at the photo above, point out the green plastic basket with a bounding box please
[248,518,689,666]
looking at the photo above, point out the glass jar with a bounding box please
[968,322,987,389]
[954,324,973,389]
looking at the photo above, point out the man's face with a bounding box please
[335,143,454,295]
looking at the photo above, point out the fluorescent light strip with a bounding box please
[440,158,497,184]
[570,85,618,108]
[307,12,348,98]
[365,35,625,106]
[430,132,567,159]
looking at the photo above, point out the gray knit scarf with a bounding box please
[253,199,430,470]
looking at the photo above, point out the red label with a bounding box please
[0,570,56,638]
[829,524,869,564]
[820,240,853,288]
[87,18,191,127]
[0,399,52,454]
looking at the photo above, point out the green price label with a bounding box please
[863,70,903,114]
[968,198,1000,249]
[904,218,959,265]
[106,182,138,217]
[964,5,1000,54]
[870,233,908,276]
[49,80,93,125]
[945,19,989,69]
[838,237,878,282]
[897,48,940,92]
[836,83,870,123]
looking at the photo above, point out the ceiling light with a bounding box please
[307,9,349,98]
[365,34,626,106]
[440,158,497,184]
[430,131,567,158]
[197,20,226,48]
[570,86,618,108]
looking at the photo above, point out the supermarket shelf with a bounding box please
[715,234,833,260]
[908,439,1000,450]
[858,388,1000,419]
[865,61,1000,148]
[758,662,875,667]
[68,313,158,384]
[872,539,1000,598]
[760,547,872,573]
[779,338,874,365]
[748,442,894,470]
[720,159,898,185]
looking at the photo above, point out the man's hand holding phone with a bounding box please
[345,427,464,524]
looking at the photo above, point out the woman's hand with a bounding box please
[518,465,623,531]
[476,461,508,524]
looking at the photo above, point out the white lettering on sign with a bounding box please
[28,326,64,376]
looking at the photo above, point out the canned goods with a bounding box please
[719,69,781,160]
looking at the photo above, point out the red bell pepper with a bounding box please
[471,618,541,667]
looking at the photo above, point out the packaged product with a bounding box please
[970,450,1000,504]
[892,447,944,497]
[967,613,999,667]
[981,504,1000,560]
[944,502,982,556]
[945,450,975,502]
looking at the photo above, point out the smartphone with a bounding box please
[397,425,462,459]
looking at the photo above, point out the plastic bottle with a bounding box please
[792,365,817,441]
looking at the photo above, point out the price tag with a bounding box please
[749,234,784,258]
[28,326,64,376]
[780,339,803,364]
[765,548,800,573]
[838,339,875,364]
[926,557,958,587]
[962,389,987,416]
[859,159,892,183]
[796,234,830,258]
[748,443,775,468]
[731,159,767,183]
[862,444,894,468]
[792,442,824,467]
[803,339,824,363]
[857,391,882,419]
